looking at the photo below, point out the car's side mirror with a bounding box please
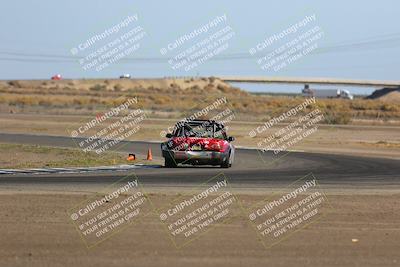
[228,136,235,142]
[166,133,173,138]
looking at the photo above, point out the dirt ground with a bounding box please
[0,189,399,267]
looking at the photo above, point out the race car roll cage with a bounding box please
[167,120,230,140]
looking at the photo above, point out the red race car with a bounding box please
[161,119,235,168]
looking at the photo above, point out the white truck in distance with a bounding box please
[302,85,354,100]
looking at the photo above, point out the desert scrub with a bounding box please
[89,84,107,91]
[324,110,352,124]
[114,84,123,91]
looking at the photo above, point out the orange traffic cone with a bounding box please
[146,148,153,161]
[127,154,136,161]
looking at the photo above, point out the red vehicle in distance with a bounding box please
[51,74,62,80]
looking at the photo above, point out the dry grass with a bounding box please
[1,78,399,124]
[0,143,151,169]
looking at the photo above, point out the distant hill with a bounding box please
[0,77,240,93]
[367,87,400,102]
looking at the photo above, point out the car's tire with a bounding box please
[220,152,231,168]
[164,157,177,168]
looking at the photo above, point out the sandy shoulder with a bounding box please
[0,191,399,267]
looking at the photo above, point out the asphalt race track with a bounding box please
[0,133,399,189]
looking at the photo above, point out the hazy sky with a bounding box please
[0,0,399,93]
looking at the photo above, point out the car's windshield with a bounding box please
[174,122,226,139]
